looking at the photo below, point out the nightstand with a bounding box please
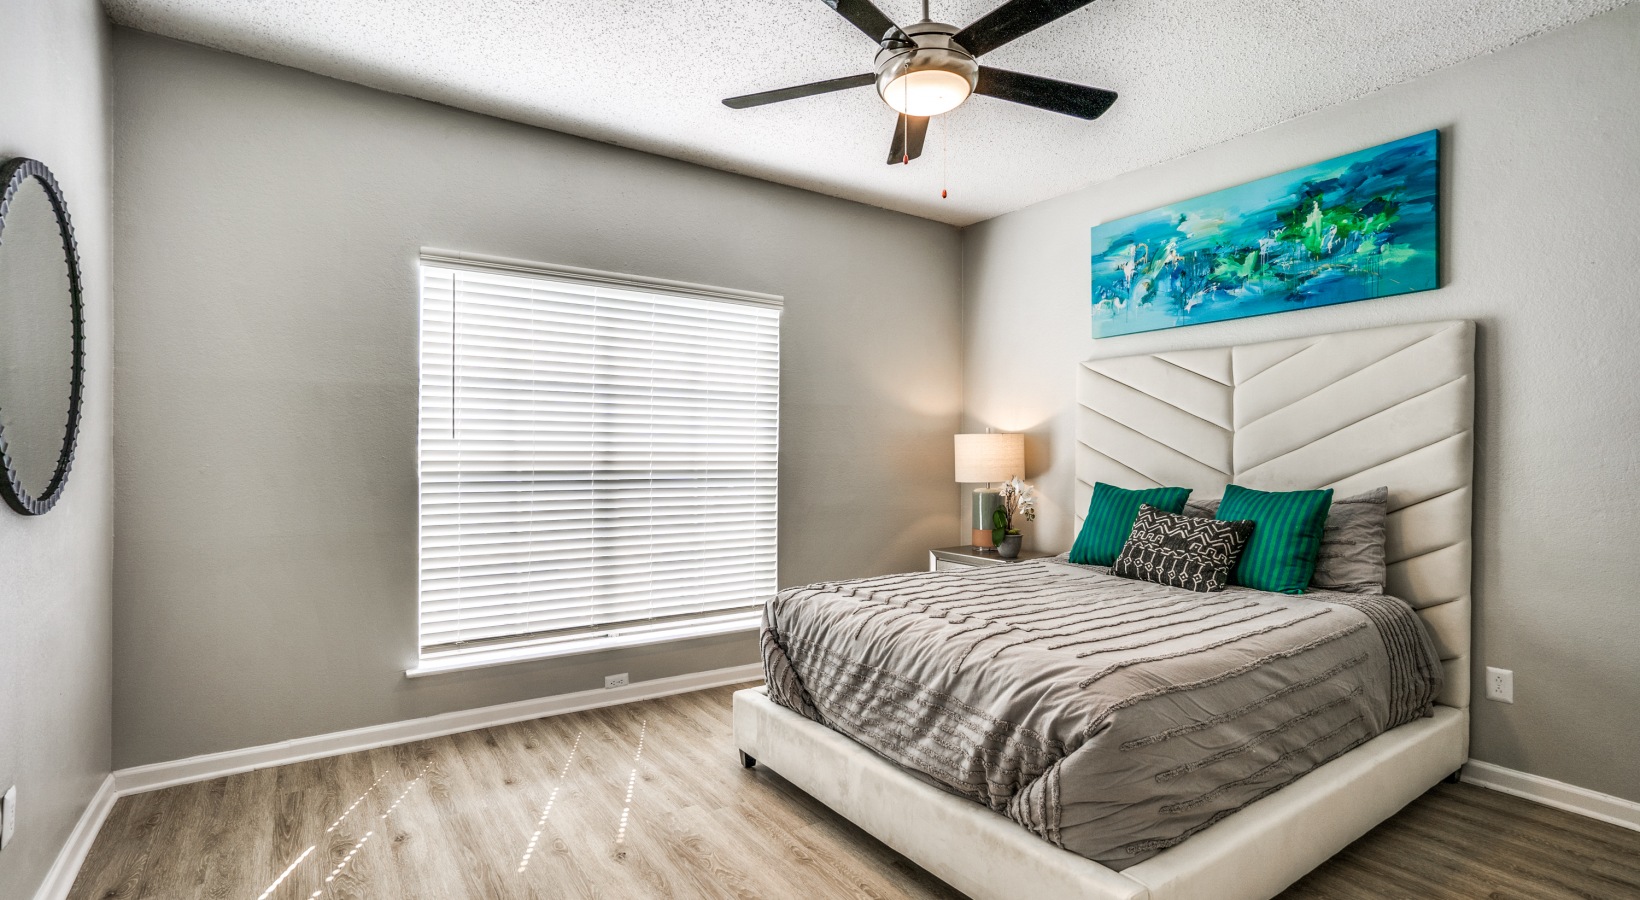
[928,545,1056,572]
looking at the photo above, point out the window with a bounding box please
[414,257,780,674]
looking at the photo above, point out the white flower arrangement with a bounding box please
[993,477,1037,540]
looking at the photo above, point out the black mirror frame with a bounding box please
[0,157,86,516]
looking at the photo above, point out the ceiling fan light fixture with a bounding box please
[873,22,978,117]
[880,67,972,116]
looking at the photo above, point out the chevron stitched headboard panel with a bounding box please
[1075,320,1474,709]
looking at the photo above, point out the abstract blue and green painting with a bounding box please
[1090,130,1438,338]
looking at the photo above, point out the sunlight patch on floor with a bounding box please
[518,732,583,874]
[310,831,373,897]
[255,844,313,900]
[325,770,388,834]
[381,762,432,820]
[616,721,648,847]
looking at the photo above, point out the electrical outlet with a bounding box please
[1486,666,1514,703]
[604,673,630,690]
[2,785,17,850]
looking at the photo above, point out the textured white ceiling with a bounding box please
[103,0,1627,225]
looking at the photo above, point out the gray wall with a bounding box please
[960,6,1640,802]
[0,0,115,896]
[110,30,962,768]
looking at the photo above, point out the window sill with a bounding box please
[405,611,761,678]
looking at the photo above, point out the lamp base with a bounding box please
[969,488,1000,550]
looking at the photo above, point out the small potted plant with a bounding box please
[991,477,1036,559]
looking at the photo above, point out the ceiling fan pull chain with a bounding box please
[941,114,949,198]
[902,79,911,164]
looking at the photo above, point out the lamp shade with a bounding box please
[954,433,1024,483]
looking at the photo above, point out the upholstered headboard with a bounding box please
[1075,320,1474,709]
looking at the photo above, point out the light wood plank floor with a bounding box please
[70,684,1640,900]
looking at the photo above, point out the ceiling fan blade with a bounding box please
[887,114,929,165]
[954,0,1097,56]
[974,66,1117,119]
[723,73,875,109]
[822,0,902,42]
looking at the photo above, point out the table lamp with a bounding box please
[954,433,1024,549]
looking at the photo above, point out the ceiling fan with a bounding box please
[723,0,1117,165]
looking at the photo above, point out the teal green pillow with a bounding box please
[1216,484,1335,594]
[1070,483,1192,566]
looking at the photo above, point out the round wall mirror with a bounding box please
[0,158,85,515]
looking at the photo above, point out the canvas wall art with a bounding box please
[1090,130,1438,338]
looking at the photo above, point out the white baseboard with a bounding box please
[32,773,117,900]
[1463,759,1640,832]
[112,663,764,797]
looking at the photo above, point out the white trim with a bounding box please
[31,774,116,900]
[112,663,763,797]
[419,249,784,309]
[1462,759,1640,833]
[408,614,760,678]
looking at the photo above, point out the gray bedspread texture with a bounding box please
[761,558,1442,870]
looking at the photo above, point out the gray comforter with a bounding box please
[761,558,1442,870]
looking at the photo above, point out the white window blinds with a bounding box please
[417,260,780,663]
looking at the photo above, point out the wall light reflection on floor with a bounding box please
[518,732,583,874]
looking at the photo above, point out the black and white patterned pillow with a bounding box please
[1112,504,1255,592]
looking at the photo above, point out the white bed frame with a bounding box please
[735,320,1475,900]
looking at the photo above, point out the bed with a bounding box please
[734,319,1474,900]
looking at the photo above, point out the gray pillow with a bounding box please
[1311,487,1388,593]
[1183,497,1220,519]
[1183,487,1388,594]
